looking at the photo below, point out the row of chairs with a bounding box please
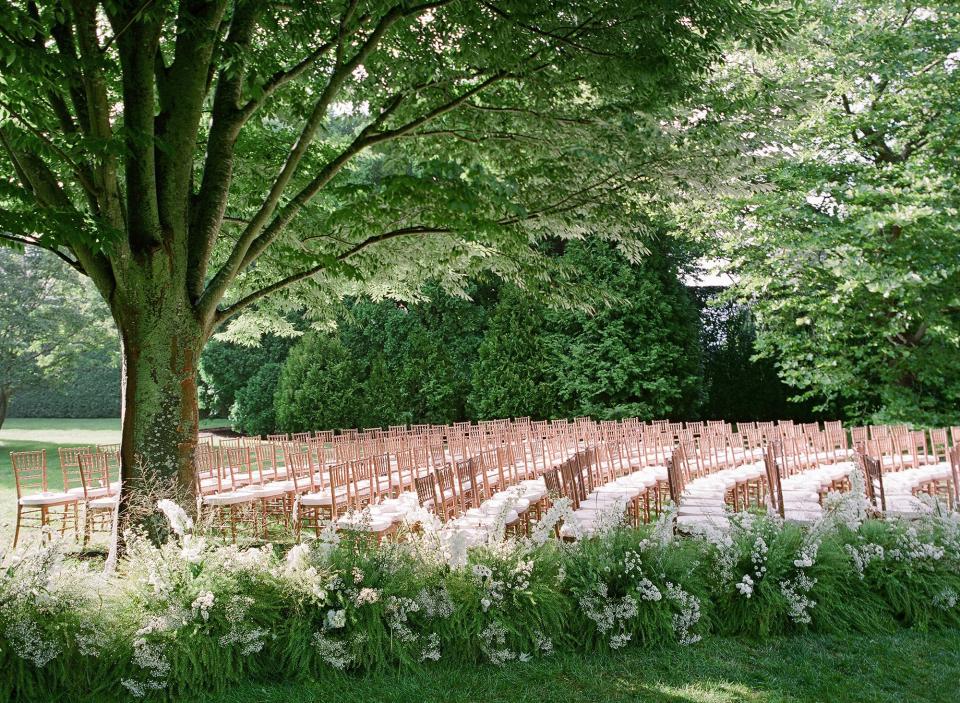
[11,419,960,546]
[9,446,121,547]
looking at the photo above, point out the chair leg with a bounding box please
[82,506,90,547]
[58,505,69,537]
[229,505,238,543]
[13,504,22,548]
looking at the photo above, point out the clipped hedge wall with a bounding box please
[8,348,120,418]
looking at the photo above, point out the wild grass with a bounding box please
[3,499,960,703]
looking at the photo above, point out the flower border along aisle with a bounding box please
[3,490,960,702]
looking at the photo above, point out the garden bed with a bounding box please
[3,496,960,702]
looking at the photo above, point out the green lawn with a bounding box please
[180,631,960,703]
[0,417,227,545]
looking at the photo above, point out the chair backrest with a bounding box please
[253,443,277,484]
[434,464,457,521]
[286,450,311,493]
[78,452,114,498]
[860,453,885,513]
[291,431,311,445]
[414,472,438,509]
[949,445,960,506]
[372,453,393,497]
[58,446,92,491]
[223,446,252,489]
[11,449,47,497]
[194,446,222,493]
[929,428,949,463]
[98,444,121,475]
[542,467,562,497]
[666,449,686,508]
[327,462,351,515]
[454,458,477,505]
[763,442,784,518]
[558,456,586,508]
[349,459,374,508]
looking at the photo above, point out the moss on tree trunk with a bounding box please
[111,261,209,535]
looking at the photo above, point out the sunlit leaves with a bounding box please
[709,0,960,423]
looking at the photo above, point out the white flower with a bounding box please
[179,535,207,563]
[191,591,215,621]
[933,588,958,610]
[156,499,193,537]
[314,633,353,669]
[325,609,347,630]
[355,588,381,606]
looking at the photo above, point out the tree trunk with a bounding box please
[0,386,9,432]
[111,270,208,534]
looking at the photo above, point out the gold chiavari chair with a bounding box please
[11,449,79,547]
[77,452,119,542]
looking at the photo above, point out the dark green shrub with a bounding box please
[229,363,283,437]
[274,332,364,432]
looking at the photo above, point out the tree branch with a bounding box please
[0,99,98,199]
[73,0,125,231]
[237,39,336,121]
[213,226,450,325]
[197,3,416,318]
[100,0,161,53]
[151,0,227,253]
[478,2,610,57]
[188,0,264,301]
[0,231,86,274]
[108,2,166,251]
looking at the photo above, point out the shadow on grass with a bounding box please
[176,631,960,703]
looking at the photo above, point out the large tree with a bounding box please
[0,1,783,502]
[704,0,960,423]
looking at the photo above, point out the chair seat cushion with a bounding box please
[244,484,288,498]
[300,489,348,506]
[203,491,256,506]
[68,485,112,498]
[89,495,119,510]
[19,491,77,506]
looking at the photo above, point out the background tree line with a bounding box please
[200,238,819,436]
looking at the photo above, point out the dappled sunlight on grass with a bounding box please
[651,682,770,703]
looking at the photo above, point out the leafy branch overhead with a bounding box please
[0,0,788,333]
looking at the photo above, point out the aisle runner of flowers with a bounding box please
[2,479,960,701]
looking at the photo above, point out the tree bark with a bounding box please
[0,386,9,432]
[110,266,208,532]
